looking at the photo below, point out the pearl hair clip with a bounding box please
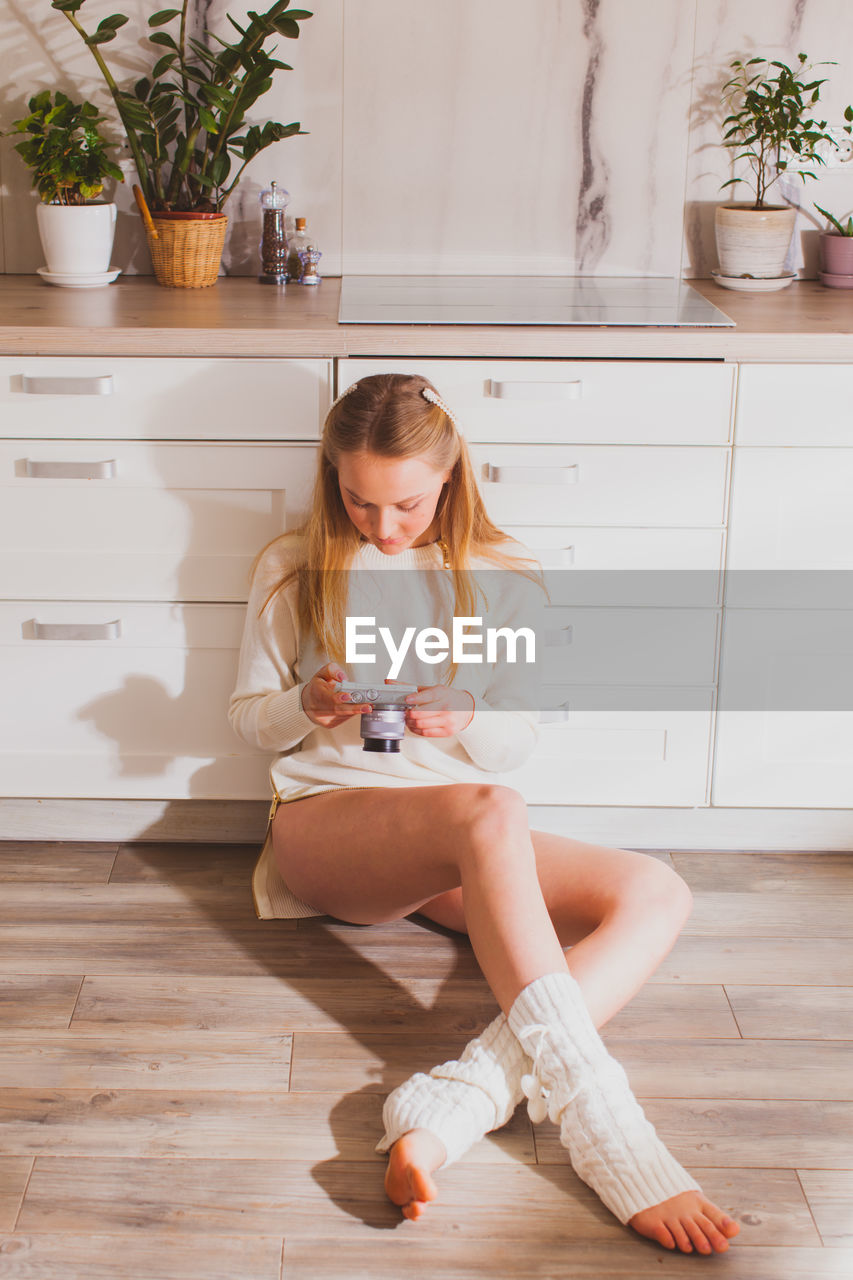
[326,380,460,431]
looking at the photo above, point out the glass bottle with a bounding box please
[286,217,309,282]
[298,243,322,285]
[258,181,290,284]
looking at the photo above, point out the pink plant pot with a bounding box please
[819,233,853,286]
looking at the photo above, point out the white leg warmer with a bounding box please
[508,970,703,1226]
[375,1011,529,1168]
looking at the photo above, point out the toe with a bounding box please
[669,1220,693,1252]
[696,1211,731,1252]
[683,1217,713,1254]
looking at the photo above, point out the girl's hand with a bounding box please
[301,664,372,729]
[398,681,475,738]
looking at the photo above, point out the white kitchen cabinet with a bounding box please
[340,358,735,444]
[0,358,328,800]
[713,372,853,806]
[0,601,268,799]
[340,357,730,807]
[0,358,331,440]
[1,440,318,600]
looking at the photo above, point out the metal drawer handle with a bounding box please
[544,626,573,647]
[484,463,578,485]
[540,702,570,723]
[31,619,122,641]
[22,374,114,396]
[485,380,582,401]
[25,458,117,480]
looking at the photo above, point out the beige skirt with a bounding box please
[251,785,378,921]
[251,789,324,920]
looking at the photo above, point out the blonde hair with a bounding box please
[254,373,542,673]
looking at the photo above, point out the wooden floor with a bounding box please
[0,841,852,1279]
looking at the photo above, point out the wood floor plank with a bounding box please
[15,1159,810,1246]
[0,1032,291,1091]
[0,923,305,977]
[656,936,853,986]
[0,883,265,924]
[534,1099,853,1169]
[607,1038,853,1101]
[681,893,853,938]
[72,975,737,1038]
[0,978,81,1029]
[280,1239,853,1279]
[726,986,853,1040]
[0,1089,409,1161]
[797,1169,853,1247]
[0,1234,283,1280]
[0,1159,32,1232]
[0,842,118,884]
[110,842,258,885]
[670,851,853,895]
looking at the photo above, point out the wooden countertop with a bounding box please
[1,274,851,361]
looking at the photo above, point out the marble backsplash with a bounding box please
[1,0,851,278]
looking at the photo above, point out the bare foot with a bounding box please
[629,1190,741,1253]
[384,1128,446,1221]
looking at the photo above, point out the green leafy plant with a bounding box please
[720,53,853,208]
[814,202,853,236]
[9,89,124,204]
[49,0,312,212]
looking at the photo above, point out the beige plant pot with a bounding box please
[714,203,796,278]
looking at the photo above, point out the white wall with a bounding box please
[1,0,851,277]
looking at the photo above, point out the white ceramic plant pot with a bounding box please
[36,202,117,275]
[714,203,796,278]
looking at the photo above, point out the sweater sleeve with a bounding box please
[228,543,317,752]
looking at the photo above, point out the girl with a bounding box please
[228,374,740,1255]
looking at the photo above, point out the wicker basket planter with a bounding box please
[145,212,228,288]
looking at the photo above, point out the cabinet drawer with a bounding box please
[726,448,853,572]
[0,601,269,800]
[470,445,730,526]
[0,441,318,601]
[0,358,331,441]
[541,607,719,686]
[503,694,714,805]
[507,527,724,605]
[713,711,853,806]
[341,359,735,444]
[736,365,853,445]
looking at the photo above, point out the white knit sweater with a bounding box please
[228,536,541,804]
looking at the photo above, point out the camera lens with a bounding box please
[360,707,406,753]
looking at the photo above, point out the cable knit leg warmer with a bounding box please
[508,970,702,1225]
[375,1012,529,1169]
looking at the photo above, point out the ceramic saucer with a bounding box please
[37,266,122,288]
[711,270,796,293]
[819,271,853,289]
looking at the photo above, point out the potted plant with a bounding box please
[814,201,853,287]
[8,89,124,285]
[49,0,312,288]
[715,53,850,286]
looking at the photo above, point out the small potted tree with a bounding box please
[814,201,853,287]
[8,89,124,285]
[49,0,312,288]
[715,53,850,288]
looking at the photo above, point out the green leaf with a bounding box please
[198,106,219,134]
[86,29,119,44]
[50,1,85,12]
[151,53,178,78]
[148,8,182,26]
[96,14,128,32]
[134,78,151,102]
[149,31,179,50]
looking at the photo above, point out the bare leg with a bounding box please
[273,786,739,1252]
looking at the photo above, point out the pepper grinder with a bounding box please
[258,181,290,284]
